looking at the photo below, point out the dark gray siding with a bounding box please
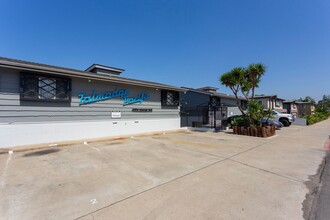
[0,67,180,123]
[221,97,238,106]
[181,91,210,109]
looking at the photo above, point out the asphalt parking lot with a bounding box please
[1,120,330,220]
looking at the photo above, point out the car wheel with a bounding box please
[280,119,290,127]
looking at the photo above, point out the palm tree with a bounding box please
[220,67,246,115]
[245,63,266,100]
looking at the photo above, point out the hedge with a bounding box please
[305,112,330,125]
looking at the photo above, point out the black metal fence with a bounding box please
[180,106,228,129]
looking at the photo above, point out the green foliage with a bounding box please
[305,111,330,125]
[220,67,246,115]
[307,103,330,125]
[242,63,266,99]
[220,67,245,89]
[315,103,329,114]
[318,95,330,107]
[298,96,316,104]
[220,63,267,127]
[231,115,249,127]
[246,100,265,125]
[263,108,275,120]
[321,94,330,102]
[219,64,266,101]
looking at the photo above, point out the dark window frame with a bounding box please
[209,96,220,107]
[161,90,179,106]
[20,72,71,102]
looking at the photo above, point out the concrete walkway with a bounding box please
[1,119,329,220]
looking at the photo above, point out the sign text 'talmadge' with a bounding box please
[78,89,150,106]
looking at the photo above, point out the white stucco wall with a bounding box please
[256,98,270,109]
[0,118,181,148]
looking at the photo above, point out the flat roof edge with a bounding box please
[85,64,125,73]
[182,87,246,100]
[0,59,186,92]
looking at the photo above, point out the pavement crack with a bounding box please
[228,158,303,183]
[74,136,292,219]
[74,157,226,220]
[74,138,284,220]
[226,141,271,160]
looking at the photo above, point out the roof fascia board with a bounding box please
[185,88,246,100]
[187,89,212,96]
[85,64,124,73]
[0,61,186,92]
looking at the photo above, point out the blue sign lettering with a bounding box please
[79,89,129,105]
[123,93,149,106]
[78,89,150,106]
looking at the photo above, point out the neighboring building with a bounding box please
[180,86,247,128]
[283,100,299,117]
[254,95,287,113]
[296,102,316,116]
[0,57,186,148]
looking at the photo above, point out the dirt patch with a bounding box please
[23,148,61,157]
[302,153,328,219]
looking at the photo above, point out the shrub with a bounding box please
[231,115,249,127]
[316,103,329,114]
[246,100,265,125]
[305,111,330,125]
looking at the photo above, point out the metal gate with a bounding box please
[180,106,227,129]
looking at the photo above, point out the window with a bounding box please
[275,100,281,107]
[20,73,71,102]
[161,90,179,106]
[210,96,220,107]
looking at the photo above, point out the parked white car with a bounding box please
[270,110,294,127]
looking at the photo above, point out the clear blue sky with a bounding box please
[1,0,329,101]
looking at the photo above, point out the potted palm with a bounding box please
[220,63,276,138]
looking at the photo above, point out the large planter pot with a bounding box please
[232,125,276,138]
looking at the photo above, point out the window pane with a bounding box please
[22,75,38,98]
[210,97,220,107]
[38,77,56,99]
[20,73,70,102]
[166,92,174,105]
[161,90,179,106]
[56,79,69,99]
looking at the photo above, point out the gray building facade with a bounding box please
[180,87,246,128]
[0,57,185,148]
